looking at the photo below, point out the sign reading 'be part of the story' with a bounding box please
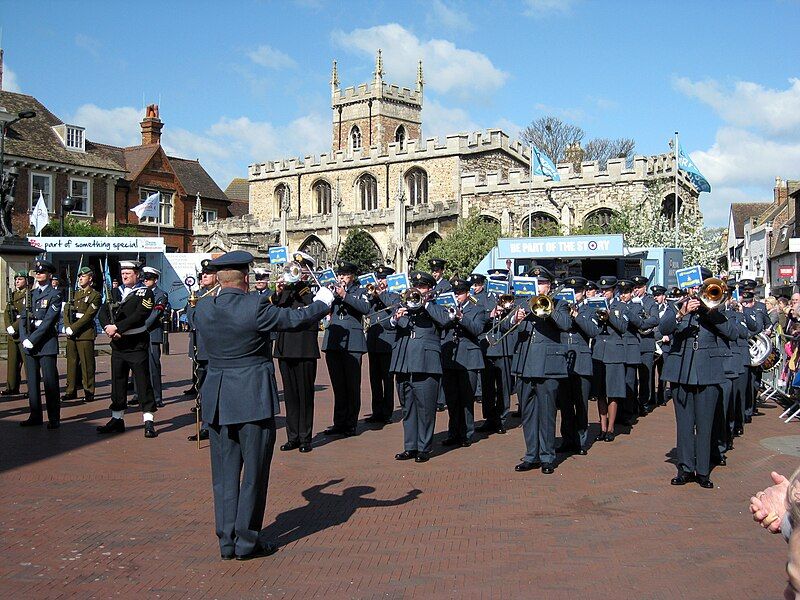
[497,235,624,259]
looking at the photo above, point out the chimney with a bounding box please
[141,103,163,145]
[775,176,788,205]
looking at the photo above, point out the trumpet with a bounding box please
[698,277,728,310]
[401,287,429,311]
[595,308,610,323]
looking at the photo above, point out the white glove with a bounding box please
[22,339,33,350]
[313,286,335,307]
[6,326,14,335]
[65,327,74,337]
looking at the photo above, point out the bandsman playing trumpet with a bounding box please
[365,265,401,426]
[507,266,571,475]
[441,277,487,448]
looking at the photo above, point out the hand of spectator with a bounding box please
[750,471,789,533]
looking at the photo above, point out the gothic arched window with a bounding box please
[583,208,616,231]
[395,125,406,150]
[313,180,332,215]
[520,212,559,236]
[273,184,290,216]
[350,126,362,151]
[405,167,428,206]
[358,174,378,211]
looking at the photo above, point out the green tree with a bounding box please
[338,227,382,274]
[416,215,501,279]
[40,216,139,237]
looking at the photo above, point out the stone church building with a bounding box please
[193,52,701,268]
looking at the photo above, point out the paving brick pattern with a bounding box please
[0,333,795,599]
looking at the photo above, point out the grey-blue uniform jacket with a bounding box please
[619,300,645,364]
[721,309,749,377]
[194,287,330,426]
[441,300,487,371]
[389,303,452,375]
[433,278,452,298]
[659,305,737,386]
[635,295,660,352]
[144,285,169,344]
[591,300,629,363]
[511,298,572,378]
[366,290,401,354]
[322,282,370,354]
[485,294,522,358]
[19,284,62,356]
[562,301,599,377]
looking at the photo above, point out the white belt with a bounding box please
[34,320,43,327]
[75,313,84,318]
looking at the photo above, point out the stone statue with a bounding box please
[0,172,19,238]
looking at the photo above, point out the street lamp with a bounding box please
[0,109,36,190]
[59,196,76,237]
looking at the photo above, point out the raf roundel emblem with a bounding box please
[588,240,598,251]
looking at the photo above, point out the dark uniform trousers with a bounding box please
[443,369,479,441]
[368,351,394,421]
[148,343,163,404]
[65,339,96,395]
[396,373,439,453]
[6,338,24,393]
[673,384,720,477]
[25,355,59,423]
[558,368,591,449]
[638,349,655,409]
[326,351,363,432]
[279,358,317,444]
[111,349,156,412]
[519,377,560,465]
[482,355,513,427]
[714,378,734,459]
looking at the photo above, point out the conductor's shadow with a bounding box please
[261,478,421,547]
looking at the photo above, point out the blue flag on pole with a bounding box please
[677,143,711,193]
[102,258,113,303]
[531,146,561,182]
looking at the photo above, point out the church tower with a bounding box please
[331,50,423,153]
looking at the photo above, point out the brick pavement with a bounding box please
[0,333,796,599]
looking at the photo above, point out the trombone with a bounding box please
[488,294,554,346]
[363,287,430,330]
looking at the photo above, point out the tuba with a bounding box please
[698,277,728,310]
[749,332,774,367]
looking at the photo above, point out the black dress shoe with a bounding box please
[541,463,555,474]
[670,472,694,486]
[436,405,446,412]
[97,417,125,434]
[556,443,578,453]
[236,541,278,561]
[344,429,357,437]
[395,450,418,460]
[515,461,539,472]
[183,387,198,396]
[299,444,312,453]
[20,418,43,427]
[46,422,60,430]
[697,476,714,489]
[714,455,727,466]
[144,422,158,438]
[475,422,497,433]
[496,427,507,434]
[280,441,300,451]
[127,397,140,407]
[0,389,19,396]
[324,426,345,436]
[594,431,607,442]
[364,415,385,423]
[155,400,165,408]
[441,437,459,447]
[221,553,234,561]
[734,427,744,436]
[604,431,616,442]
[414,453,430,463]
[61,393,78,401]
[753,409,764,416]
[84,392,94,403]
[187,429,209,441]
[460,440,472,448]
[577,448,587,456]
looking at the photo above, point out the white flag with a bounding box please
[131,191,160,220]
[30,191,50,235]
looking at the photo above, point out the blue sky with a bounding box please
[2,0,799,226]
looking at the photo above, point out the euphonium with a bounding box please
[528,294,553,318]
[699,277,728,310]
[401,287,425,311]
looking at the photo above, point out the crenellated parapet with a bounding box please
[250,129,530,180]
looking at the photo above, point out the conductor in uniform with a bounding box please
[19,260,62,428]
[272,252,320,453]
[97,260,159,438]
[365,265,400,425]
[192,250,334,560]
[389,271,452,463]
[62,266,101,403]
[3,270,29,397]
[322,261,370,437]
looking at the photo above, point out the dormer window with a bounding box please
[53,124,86,152]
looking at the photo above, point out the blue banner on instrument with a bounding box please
[587,297,609,310]
[554,288,576,304]
[386,272,409,293]
[675,265,703,290]
[268,246,289,264]
[513,276,539,296]
[486,280,509,295]
[358,272,377,286]
[433,292,457,308]
[317,268,337,286]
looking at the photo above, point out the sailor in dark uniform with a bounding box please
[142,267,169,408]
[429,258,451,412]
[322,261,370,437]
[660,268,736,489]
[389,271,452,463]
[97,260,159,438]
[193,250,333,560]
[272,252,320,453]
[252,267,272,295]
[365,265,401,425]
[557,276,597,455]
[18,260,62,428]
[441,277,487,447]
[632,275,660,415]
[508,266,571,474]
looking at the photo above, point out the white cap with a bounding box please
[253,267,269,276]
[292,250,315,269]
[142,266,161,277]
[119,260,141,270]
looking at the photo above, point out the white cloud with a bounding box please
[427,0,473,31]
[248,45,297,70]
[523,0,578,17]
[674,77,800,137]
[2,64,21,93]
[331,23,507,97]
[69,104,141,147]
[533,102,585,122]
[421,99,480,138]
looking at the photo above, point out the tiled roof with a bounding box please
[168,156,229,202]
[224,178,249,216]
[0,91,126,173]
[731,202,771,237]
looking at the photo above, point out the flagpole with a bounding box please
[528,144,533,237]
[674,131,679,248]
